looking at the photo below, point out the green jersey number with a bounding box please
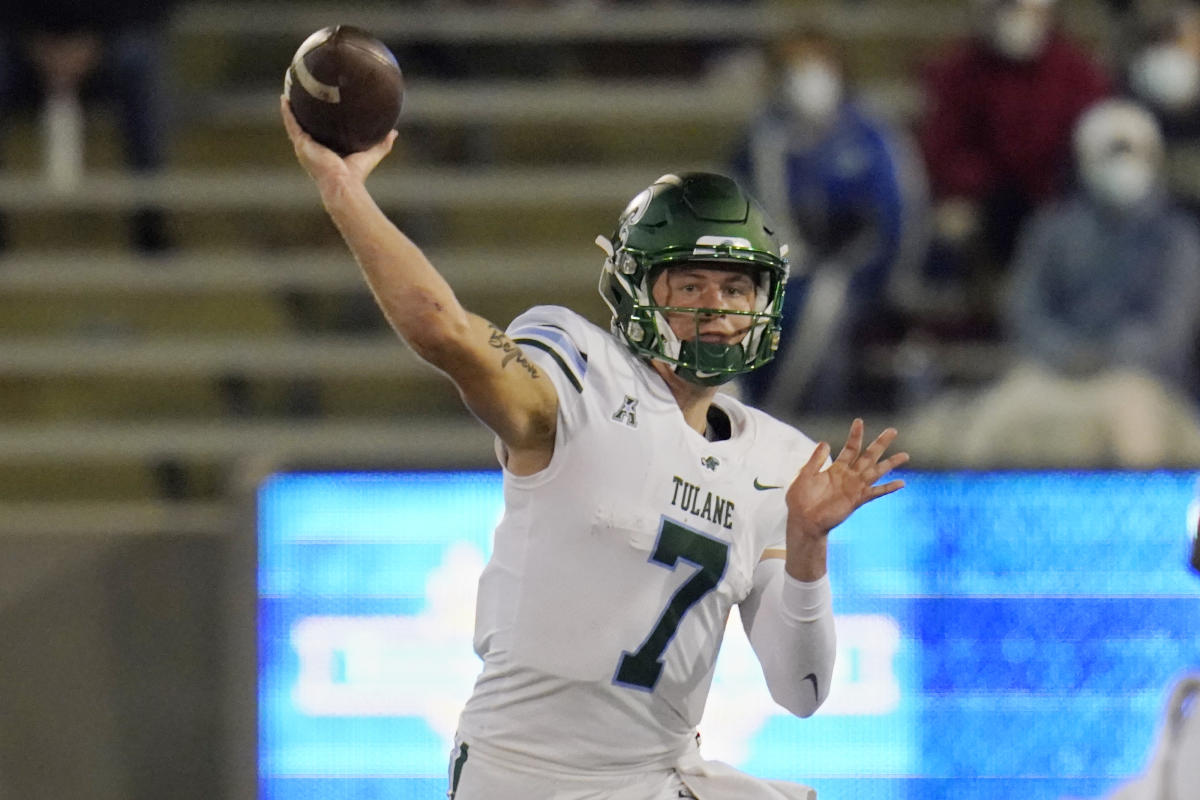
[614,518,729,691]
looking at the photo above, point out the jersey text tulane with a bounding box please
[670,475,735,529]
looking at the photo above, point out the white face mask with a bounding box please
[1083,154,1157,208]
[1132,44,1200,112]
[990,7,1050,61]
[783,62,841,123]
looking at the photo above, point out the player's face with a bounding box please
[651,265,758,345]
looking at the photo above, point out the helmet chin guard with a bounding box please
[597,172,790,386]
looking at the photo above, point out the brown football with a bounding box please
[284,25,405,155]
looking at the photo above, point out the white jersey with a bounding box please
[456,305,822,775]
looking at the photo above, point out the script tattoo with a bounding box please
[488,325,540,379]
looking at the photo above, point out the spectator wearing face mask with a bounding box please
[1126,7,1200,114]
[731,27,930,416]
[1121,4,1200,217]
[911,98,1200,467]
[916,0,1112,315]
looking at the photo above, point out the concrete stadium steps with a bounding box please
[170,77,919,168]
[0,250,370,294]
[2,96,756,172]
[0,294,293,337]
[0,247,607,295]
[1,203,621,251]
[166,0,1057,87]
[0,165,692,212]
[0,410,872,504]
[164,0,1108,111]
[0,418,497,502]
[0,337,419,377]
[0,413,868,505]
[0,376,230,421]
[186,117,747,171]
[0,418,493,464]
[0,462,214,504]
[0,336,1004,422]
[0,373,464,422]
[0,164,688,249]
[0,247,607,429]
[0,500,234,537]
[169,1,803,88]
[0,247,607,326]
[190,77,768,134]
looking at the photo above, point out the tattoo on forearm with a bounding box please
[487,325,541,379]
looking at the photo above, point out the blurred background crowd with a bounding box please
[1,0,1199,798]
[3,0,1200,503]
[6,0,1200,495]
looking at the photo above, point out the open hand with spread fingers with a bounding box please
[786,418,908,542]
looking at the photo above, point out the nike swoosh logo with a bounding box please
[753,478,782,491]
[803,673,819,700]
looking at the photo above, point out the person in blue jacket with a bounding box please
[732,26,930,417]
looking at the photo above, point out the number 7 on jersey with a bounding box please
[614,518,729,691]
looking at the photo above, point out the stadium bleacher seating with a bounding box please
[0,0,1111,534]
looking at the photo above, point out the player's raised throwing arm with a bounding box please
[281,97,558,472]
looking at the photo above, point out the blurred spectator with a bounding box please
[731,26,930,416]
[0,0,178,253]
[1118,3,1200,217]
[916,0,1111,314]
[913,99,1200,467]
[1123,5,1200,120]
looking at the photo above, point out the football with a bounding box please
[284,25,405,155]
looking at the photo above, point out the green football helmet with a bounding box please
[596,172,790,386]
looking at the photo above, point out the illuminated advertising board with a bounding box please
[258,470,1200,800]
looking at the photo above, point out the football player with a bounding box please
[282,95,908,800]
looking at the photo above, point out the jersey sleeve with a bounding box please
[506,305,593,433]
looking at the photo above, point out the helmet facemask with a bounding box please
[597,173,790,386]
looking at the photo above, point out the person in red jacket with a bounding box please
[917,0,1111,313]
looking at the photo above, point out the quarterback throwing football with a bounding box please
[282,96,908,800]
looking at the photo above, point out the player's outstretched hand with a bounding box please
[785,418,908,540]
[281,95,396,187]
